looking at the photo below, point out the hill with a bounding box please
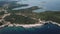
[37,11,60,23]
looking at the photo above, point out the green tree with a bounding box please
[3,1,39,24]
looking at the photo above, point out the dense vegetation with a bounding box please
[0,1,60,24]
[37,11,60,23]
[0,11,4,15]
[0,1,40,24]
[0,22,3,26]
[4,14,37,24]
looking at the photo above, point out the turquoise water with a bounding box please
[0,23,60,34]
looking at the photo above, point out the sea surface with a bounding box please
[0,0,60,12]
[0,23,60,34]
[13,0,60,12]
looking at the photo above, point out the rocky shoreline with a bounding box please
[0,23,43,28]
[0,21,60,28]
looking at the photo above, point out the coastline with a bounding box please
[12,24,43,28]
[0,21,60,28]
[8,21,60,28]
[0,24,43,28]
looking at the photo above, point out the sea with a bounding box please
[0,23,60,34]
[13,0,60,12]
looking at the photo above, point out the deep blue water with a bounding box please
[0,23,60,34]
